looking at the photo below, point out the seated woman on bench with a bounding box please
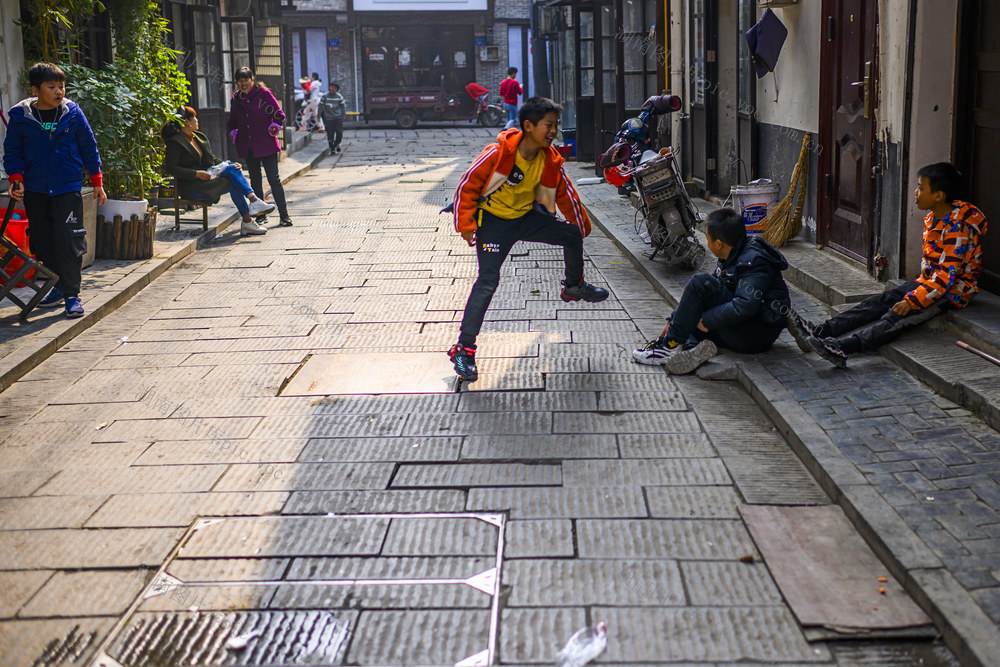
[162,106,274,237]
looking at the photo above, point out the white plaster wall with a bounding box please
[668,0,687,163]
[754,2,820,134]
[0,0,26,177]
[876,0,909,141]
[903,0,959,275]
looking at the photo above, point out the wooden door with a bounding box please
[956,0,1000,292]
[819,0,877,264]
[688,0,717,192]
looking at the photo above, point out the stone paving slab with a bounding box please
[575,173,995,663]
[504,559,685,606]
[503,520,576,558]
[282,489,468,515]
[18,570,146,618]
[467,486,647,519]
[576,519,757,560]
[2,528,183,569]
[595,607,830,663]
[84,491,289,528]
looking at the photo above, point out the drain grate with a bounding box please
[90,513,505,667]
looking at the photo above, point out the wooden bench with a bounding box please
[162,178,209,231]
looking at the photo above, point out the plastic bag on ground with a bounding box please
[555,622,607,667]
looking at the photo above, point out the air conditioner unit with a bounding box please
[480,46,499,62]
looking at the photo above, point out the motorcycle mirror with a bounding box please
[642,94,683,115]
[599,141,632,168]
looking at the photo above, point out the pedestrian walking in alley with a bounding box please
[228,67,293,228]
[320,82,346,155]
[788,162,988,368]
[162,107,274,237]
[633,207,791,374]
[448,97,609,382]
[499,68,522,130]
[3,62,107,319]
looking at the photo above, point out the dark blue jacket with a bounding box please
[701,235,790,331]
[2,98,102,195]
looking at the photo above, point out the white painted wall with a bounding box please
[903,0,959,274]
[754,2,820,134]
[876,0,910,142]
[0,0,26,179]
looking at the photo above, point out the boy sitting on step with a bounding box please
[787,162,988,368]
[633,207,791,374]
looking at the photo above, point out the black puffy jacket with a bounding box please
[700,235,790,331]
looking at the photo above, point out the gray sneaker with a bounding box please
[786,308,815,353]
[665,339,718,375]
[807,336,848,368]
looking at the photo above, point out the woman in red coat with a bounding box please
[227,67,292,227]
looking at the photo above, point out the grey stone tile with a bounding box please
[503,520,575,558]
[213,462,394,492]
[85,491,289,527]
[468,486,646,519]
[393,463,561,488]
[505,559,684,606]
[178,516,389,558]
[0,495,106,530]
[646,486,742,519]
[577,519,756,560]
[283,489,467,515]
[18,570,146,618]
[500,607,587,664]
[563,459,731,486]
[2,528,183,569]
[461,434,618,460]
[0,571,53,618]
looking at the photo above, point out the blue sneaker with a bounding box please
[64,295,84,318]
[38,287,64,308]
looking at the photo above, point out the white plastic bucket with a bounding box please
[730,182,781,234]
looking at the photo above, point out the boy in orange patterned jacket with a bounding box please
[447,97,609,382]
[787,162,987,368]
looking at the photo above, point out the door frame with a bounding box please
[817,0,878,265]
[688,0,718,193]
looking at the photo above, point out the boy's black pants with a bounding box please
[458,209,584,347]
[22,191,85,296]
[815,279,951,353]
[667,273,782,354]
[326,117,344,150]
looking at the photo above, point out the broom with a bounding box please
[762,131,811,247]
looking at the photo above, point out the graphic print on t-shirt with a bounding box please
[479,149,544,220]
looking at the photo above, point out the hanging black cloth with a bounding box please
[745,8,789,78]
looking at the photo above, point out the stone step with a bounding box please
[776,238,884,305]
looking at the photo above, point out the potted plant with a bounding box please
[60,0,187,257]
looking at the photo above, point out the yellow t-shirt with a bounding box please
[480,148,544,219]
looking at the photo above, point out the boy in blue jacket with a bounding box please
[3,62,107,318]
[632,207,790,374]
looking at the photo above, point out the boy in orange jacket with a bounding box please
[788,162,988,367]
[448,97,608,381]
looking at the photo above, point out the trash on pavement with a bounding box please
[556,622,607,667]
[225,629,262,650]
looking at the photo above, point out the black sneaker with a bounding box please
[448,344,478,381]
[560,279,610,303]
[255,214,269,225]
[786,308,816,353]
[807,335,848,368]
[279,217,293,227]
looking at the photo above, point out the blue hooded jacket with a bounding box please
[2,98,102,195]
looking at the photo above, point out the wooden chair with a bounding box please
[0,205,59,319]
[163,177,209,231]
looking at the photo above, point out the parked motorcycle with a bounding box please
[599,94,705,270]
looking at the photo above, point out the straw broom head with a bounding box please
[761,132,811,247]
